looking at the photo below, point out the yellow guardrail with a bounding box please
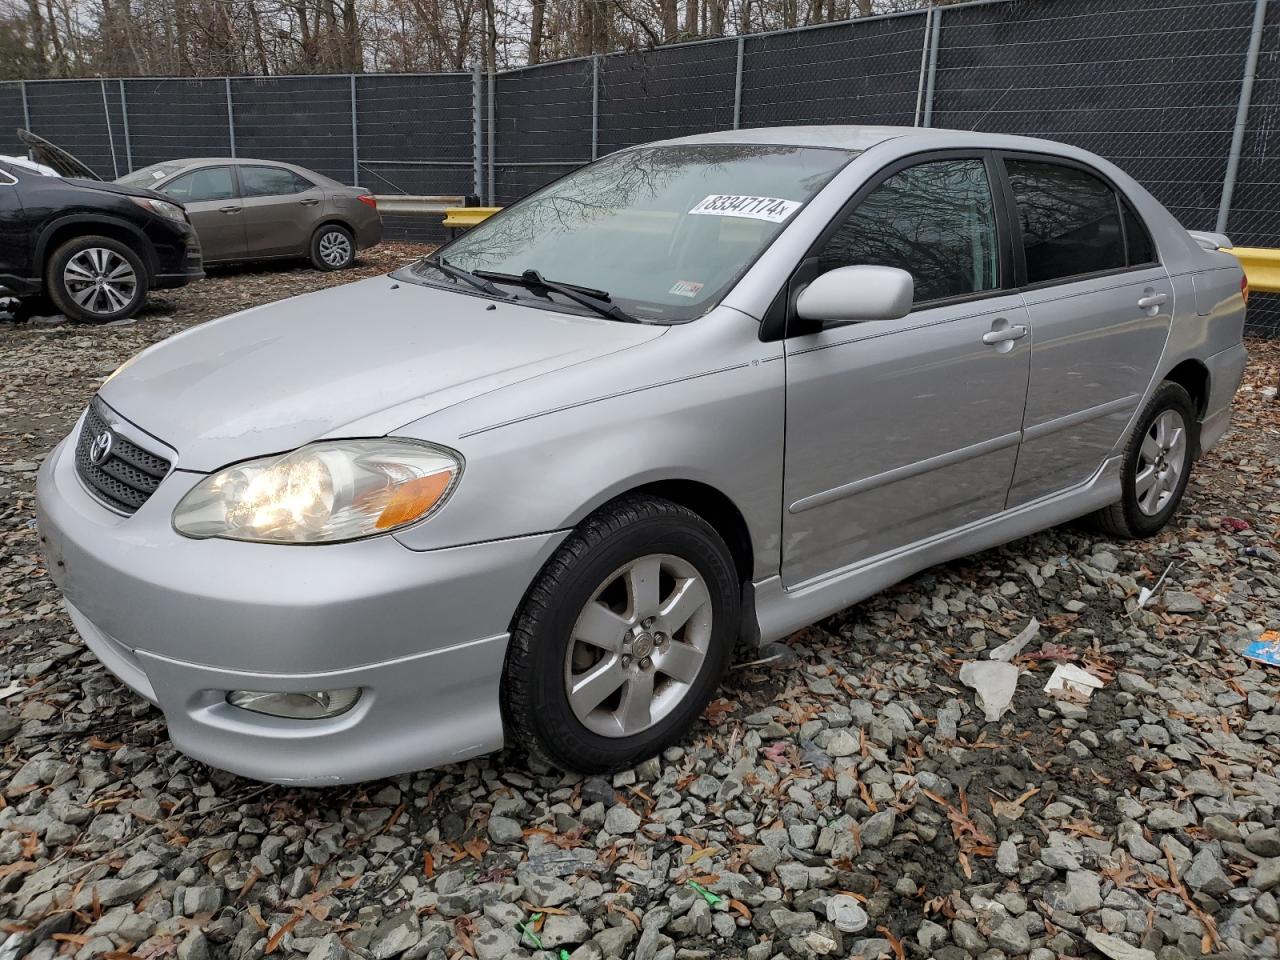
[442,206,502,232]
[1225,246,1280,294]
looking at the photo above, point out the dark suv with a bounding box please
[0,153,202,324]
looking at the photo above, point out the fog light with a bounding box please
[227,687,360,719]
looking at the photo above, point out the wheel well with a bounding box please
[628,480,754,585]
[1164,359,1210,418]
[41,221,153,280]
[313,219,354,241]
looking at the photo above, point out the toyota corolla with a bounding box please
[36,126,1247,784]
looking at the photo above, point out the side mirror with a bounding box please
[795,265,914,324]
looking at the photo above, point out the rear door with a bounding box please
[781,153,1031,587]
[238,165,323,258]
[999,154,1173,507]
[160,166,246,262]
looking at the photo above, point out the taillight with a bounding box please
[1242,273,1249,305]
[358,194,377,209]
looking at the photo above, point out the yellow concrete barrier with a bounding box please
[442,207,501,232]
[1225,246,1280,294]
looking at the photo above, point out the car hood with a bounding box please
[18,128,101,180]
[99,275,665,472]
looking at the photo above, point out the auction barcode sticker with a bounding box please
[689,195,802,223]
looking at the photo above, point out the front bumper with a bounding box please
[36,430,566,785]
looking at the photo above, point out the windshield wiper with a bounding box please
[474,268,640,324]
[423,256,508,298]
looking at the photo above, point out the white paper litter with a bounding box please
[0,681,25,701]
[1044,662,1105,698]
[959,660,1021,722]
[1136,561,1174,610]
[825,894,869,933]
[988,617,1040,662]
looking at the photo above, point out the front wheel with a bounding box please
[47,237,148,324]
[1090,380,1197,539]
[502,495,740,773]
[310,224,355,270]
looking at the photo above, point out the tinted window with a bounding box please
[1122,201,1155,266]
[1006,160,1126,283]
[161,167,235,203]
[818,158,999,304]
[240,166,312,197]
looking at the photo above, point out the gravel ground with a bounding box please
[2,255,1280,960]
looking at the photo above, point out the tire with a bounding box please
[503,495,741,773]
[47,236,149,324]
[310,224,355,271]
[1089,380,1197,539]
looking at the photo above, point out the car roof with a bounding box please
[647,124,1092,156]
[145,158,341,182]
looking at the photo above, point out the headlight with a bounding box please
[172,439,461,544]
[130,196,187,222]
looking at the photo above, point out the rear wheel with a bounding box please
[310,224,355,271]
[47,236,148,324]
[502,496,740,773]
[1090,380,1197,539]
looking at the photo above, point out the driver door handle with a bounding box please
[1137,292,1168,308]
[981,324,1028,345]
[219,206,240,215]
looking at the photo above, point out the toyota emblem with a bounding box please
[88,430,113,465]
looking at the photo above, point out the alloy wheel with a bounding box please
[1135,408,1187,517]
[63,248,137,316]
[564,554,713,738]
[318,231,352,267]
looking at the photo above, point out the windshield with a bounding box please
[117,162,185,187]
[413,143,857,322]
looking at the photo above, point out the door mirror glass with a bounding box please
[795,265,913,323]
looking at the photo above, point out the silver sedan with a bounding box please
[36,126,1247,784]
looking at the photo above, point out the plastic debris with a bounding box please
[1221,516,1251,532]
[517,913,544,949]
[1135,561,1174,610]
[825,894,869,933]
[959,660,1020,722]
[1044,663,1105,699]
[988,617,1040,662]
[1243,630,1280,667]
[687,880,722,906]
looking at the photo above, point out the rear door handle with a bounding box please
[981,324,1028,345]
[299,198,320,206]
[1137,292,1168,309]
[219,206,240,215]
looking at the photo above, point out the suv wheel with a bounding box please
[503,495,740,773]
[310,225,355,270]
[1090,380,1197,539]
[48,236,148,324]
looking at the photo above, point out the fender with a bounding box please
[34,212,158,279]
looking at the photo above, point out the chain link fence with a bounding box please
[2,0,1278,333]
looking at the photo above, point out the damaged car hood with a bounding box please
[99,275,664,472]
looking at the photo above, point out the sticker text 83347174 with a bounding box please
[688,195,802,223]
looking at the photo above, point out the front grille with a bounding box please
[74,399,171,514]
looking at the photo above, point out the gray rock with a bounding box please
[604,804,641,835]
[1084,929,1157,960]
[996,839,1019,877]
[474,929,517,960]
[1183,769,1224,798]
[771,907,817,936]
[370,909,421,960]
[951,919,986,955]
[1183,848,1232,895]
[989,917,1030,955]
[306,934,351,960]
[1246,827,1280,858]
[861,809,896,848]
[488,815,524,845]
[1163,591,1204,613]
[1251,858,1280,892]
[1065,870,1102,913]
[542,914,592,948]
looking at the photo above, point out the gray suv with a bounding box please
[36,126,1246,785]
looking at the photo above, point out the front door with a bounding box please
[160,165,246,262]
[781,155,1031,587]
[238,165,322,258]
[0,167,26,284]
[999,156,1175,506]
